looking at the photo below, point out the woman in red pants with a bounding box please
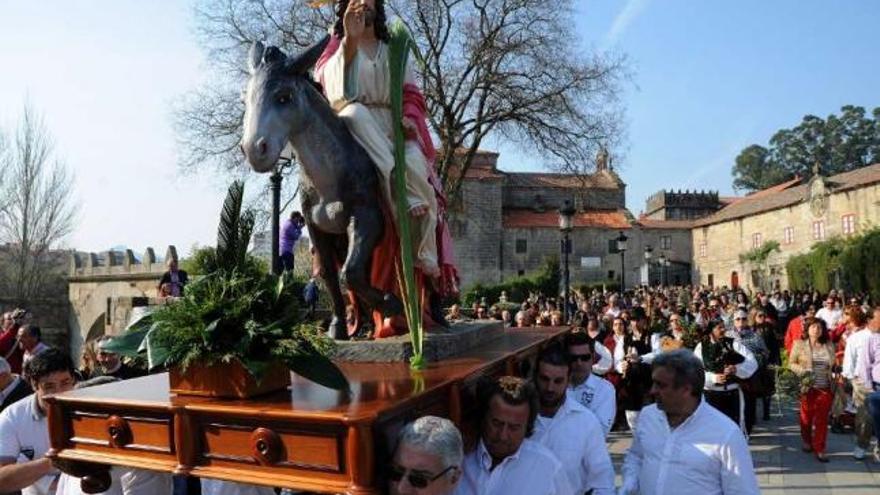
[789,318,836,462]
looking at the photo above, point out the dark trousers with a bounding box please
[705,388,741,428]
[744,391,757,435]
[868,386,880,445]
[280,252,294,272]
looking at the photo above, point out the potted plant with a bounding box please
[104,181,348,397]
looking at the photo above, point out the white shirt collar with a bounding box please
[477,437,522,471]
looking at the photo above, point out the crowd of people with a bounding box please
[4,281,880,494]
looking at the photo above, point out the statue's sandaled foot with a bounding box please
[429,294,451,329]
[381,293,404,317]
[328,316,349,340]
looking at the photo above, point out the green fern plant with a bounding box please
[103,181,348,391]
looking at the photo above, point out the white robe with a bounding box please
[319,41,439,276]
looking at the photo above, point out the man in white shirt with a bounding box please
[842,307,877,460]
[388,416,462,495]
[566,331,616,436]
[454,376,573,495]
[620,349,759,495]
[693,320,757,433]
[815,297,843,330]
[533,344,615,494]
[0,349,76,495]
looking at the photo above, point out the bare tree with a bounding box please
[0,105,77,301]
[175,0,626,197]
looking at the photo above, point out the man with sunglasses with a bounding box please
[532,344,615,495]
[389,416,462,495]
[566,331,616,437]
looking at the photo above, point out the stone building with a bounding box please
[691,163,880,291]
[450,150,694,290]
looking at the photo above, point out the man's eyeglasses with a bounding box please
[568,353,593,363]
[388,464,455,488]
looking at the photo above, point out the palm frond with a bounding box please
[217,180,245,272]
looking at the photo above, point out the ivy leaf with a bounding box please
[282,349,349,392]
[141,324,172,371]
[100,328,149,359]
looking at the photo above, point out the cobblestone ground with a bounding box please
[606,401,880,494]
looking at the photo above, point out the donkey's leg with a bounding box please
[309,227,348,340]
[341,207,403,317]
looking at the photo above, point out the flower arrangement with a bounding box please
[104,181,348,391]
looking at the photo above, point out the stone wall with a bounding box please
[450,178,504,288]
[692,183,880,291]
[68,246,176,365]
[503,187,624,211]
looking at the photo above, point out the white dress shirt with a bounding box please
[454,438,573,495]
[815,307,843,330]
[568,373,616,437]
[620,401,760,495]
[0,394,56,495]
[533,397,615,494]
[593,341,614,375]
[57,468,172,495]
[842,328,871,381]
[693,340,758,391]
[201,480,275,495]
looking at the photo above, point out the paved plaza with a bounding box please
[607,401,880,494]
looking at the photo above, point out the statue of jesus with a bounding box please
[314,0,459,304]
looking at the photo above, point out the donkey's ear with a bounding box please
[248,41,265,74]
[286,35,331,75]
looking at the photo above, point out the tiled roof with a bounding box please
[693,163,880,227]
[505,170,624,190]
[503,208,632,229]
[636,218,696,229]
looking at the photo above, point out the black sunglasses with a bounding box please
[568,353,593,363]
[388,464,455,488]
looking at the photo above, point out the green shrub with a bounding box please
[462,257,560,306]
[787,227,880,301]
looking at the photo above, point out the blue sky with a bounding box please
[1,0,878,253]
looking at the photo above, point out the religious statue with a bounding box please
[241,0,458,340]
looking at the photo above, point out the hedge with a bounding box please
[462,257,560,307]
[786,227,880,301]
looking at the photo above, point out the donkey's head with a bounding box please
[241,36,330,173]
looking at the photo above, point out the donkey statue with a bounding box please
[241,36,404,340]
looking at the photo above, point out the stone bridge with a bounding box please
[67,246,177,363]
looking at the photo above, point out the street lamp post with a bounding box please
[658,253,667,286]
[616,231,628,293]
[270,157,294,275]
[644,245,653,286]
[559,200,576,324]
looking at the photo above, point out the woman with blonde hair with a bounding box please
[789,318,835,462]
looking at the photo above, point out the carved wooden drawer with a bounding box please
[66,407,176,462]
[195,416,347,475]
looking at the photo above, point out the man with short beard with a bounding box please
[454,376,572,495]
[532,344,614,495]
[565,331,616,436]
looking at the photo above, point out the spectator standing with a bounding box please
[1,310,26,374]
[788,319,835,462]
[280,211,305,272]
[815,297,843,331]
[158,258,189,297]
[96,337,145,381]
[18,325,50,368]
[854,317,880,461]
[0,357,31,413]
[302,277,319,319]
[842,307,878,459]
